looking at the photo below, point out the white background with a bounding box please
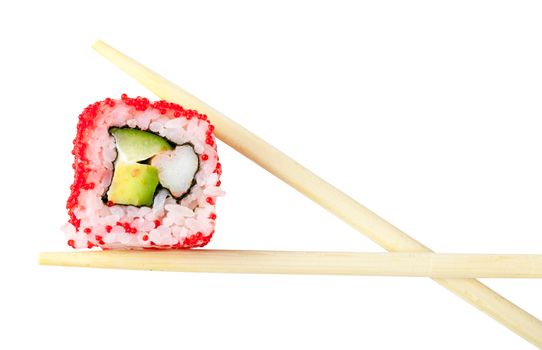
[1,1,541,349]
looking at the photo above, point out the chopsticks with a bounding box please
[39,250,542,278]
[87,40,542,347]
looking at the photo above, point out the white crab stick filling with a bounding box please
[151,145,198,198]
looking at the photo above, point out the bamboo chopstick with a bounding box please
[39,250,542,278]
[91,40,542,347]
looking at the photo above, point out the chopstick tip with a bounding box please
[92,40,107,51]
[38,252,48,265]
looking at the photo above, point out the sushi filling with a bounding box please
[105,127,199,206]
[151,145,199,198]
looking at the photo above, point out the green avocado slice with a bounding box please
[107,163,159,206]
[110,127,173,162]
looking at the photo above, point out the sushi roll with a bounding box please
[63,95,223,249]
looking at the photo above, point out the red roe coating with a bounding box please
[66,95,220,250]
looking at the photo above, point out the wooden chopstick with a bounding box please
[39,250,542,278]
[91,40,542,347]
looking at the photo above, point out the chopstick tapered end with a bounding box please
[92,40,107,51]
[38,252,49,266]
[38,252,55,266]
